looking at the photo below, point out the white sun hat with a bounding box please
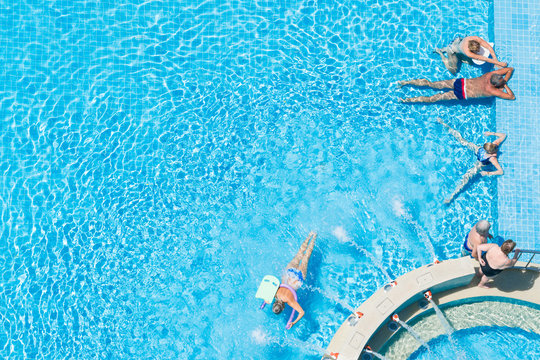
[472,43,494,65]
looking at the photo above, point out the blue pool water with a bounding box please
[1,0,531,359]
[409,326,540,360]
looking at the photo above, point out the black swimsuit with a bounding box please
[480,252,503,277]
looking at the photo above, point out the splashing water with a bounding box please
[391,197,406,218]
[332,226,350,243]
[303,284,357,313]
[392,198,437,261]
[365,349,389,360]
[333,227,393,282]
[427,299,454,335]
[250,327,329,357]
[427,299,466,360]
[395,319,431,352]
[250,327,269,345]
[287,338,329,356]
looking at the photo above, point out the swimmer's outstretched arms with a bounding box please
[437,118,506,203]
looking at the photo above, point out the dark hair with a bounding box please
[501,239,516,255]
[490,74,507,88]
[468,40,481,54]
[272,300,285,314]
[483,142,499,154]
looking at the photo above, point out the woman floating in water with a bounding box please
[435,36,507,75]
[436,118,506,203]
[271,231,317,328]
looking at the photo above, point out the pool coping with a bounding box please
[323,257,540,360]
[380,296,540,359]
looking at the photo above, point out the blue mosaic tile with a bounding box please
[495,0,540,251]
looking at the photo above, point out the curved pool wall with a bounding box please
[408,325,540,360]
[0,0,520,359]
[324,257,475,359]
[324,257,540,360]
[382,299,540,359]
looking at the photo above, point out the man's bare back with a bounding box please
[467,71,512,98]
[464,220,492,259]
[467,73,493,98]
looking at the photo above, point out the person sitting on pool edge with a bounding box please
[462,220,493,259]
[435,36,507,75]
[272,231,317,328]
[398,67,515,103]
[436,118,506,203]
[475,240,521,288]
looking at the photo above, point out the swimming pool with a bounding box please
[0,0,528,359]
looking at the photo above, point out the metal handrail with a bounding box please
[513,249,540,269]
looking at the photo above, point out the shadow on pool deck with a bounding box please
[469,266,540,293]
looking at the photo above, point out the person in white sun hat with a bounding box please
[435,36,507,75]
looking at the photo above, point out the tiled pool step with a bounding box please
[494,0,540,250]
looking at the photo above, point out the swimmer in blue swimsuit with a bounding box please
[462,220,492,258]
[398,67,515,103]
[436,118,506,203]
[476,240,520,288]
[272,231,317,328]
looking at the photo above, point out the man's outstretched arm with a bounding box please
[490,85,515,100]
[491,67,514,80]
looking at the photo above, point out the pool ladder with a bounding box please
[514,249,540,269]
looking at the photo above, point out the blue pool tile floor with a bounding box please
[495,0,540,251]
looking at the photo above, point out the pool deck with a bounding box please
[323,257,540,360]
[494,0,540,250]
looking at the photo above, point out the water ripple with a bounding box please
[0,0,500,359]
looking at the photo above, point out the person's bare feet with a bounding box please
[478,284,490,289]
[397,80,408,88]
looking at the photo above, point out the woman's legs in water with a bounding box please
[398,78,455,89]
[437,118,479,153]
[286,231,316,270]
[400,91,457,103]
[434,49,459,75]
[398,79,457,103]
[444,162,483,204]
[298,233,316,280]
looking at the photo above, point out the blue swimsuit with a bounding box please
[463,235,473,253]
[282,268,304,290]
[453,78,467,100]
[476,148,493,165]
